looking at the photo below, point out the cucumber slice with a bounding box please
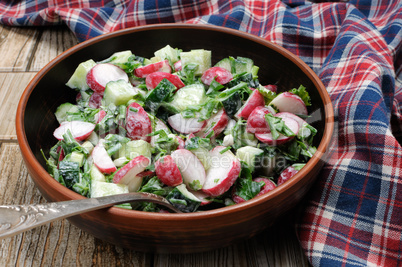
[91,181,128,198]
[103,79,139,106]
[166,184,201,212]
[214,57,232,72]
[236,146,264,172]
[90,164,106,182]
[234,57,254,74]
[70,151,85,167]
[115,140,152,160]
[102,50,133,65]
[81,140,94,154]
[170,84,206,111]
[66,59,96,90]
[180,49,211,75]
[54,102,80,124]
[145,78,176,112]
[154,45,180,63]
[90,181,130,210]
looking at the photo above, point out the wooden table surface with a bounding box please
[0,24,310,267]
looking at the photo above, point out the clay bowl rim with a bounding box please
[16,23,334,220]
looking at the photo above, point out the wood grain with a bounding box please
[29,26,78,72]
[0,25,39,72]
[0,73,36,141]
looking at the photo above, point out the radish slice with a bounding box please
[254,116,299,145]
[174,60,182,72]
[134,60,171,78]
[145,72,185,90]
[275,112,305,128]
[92,142,117,174]
[168,113,206,134]
[53,121,95,141]
[196,108,229,138]
[125,102,152,142]
[235,89,265,119]
[263,84,277,93]
[113,155,150,191]
[201,67,233,85]
[232,177,276,204]
[277,165,299,186]
[171,149,206,190]
[202,146,241,197]
[246,106,275,134]
[88,92,103,108]
[175,135,186,149]
[95,109,107,124]
[155,155,183,187]
[86,63,129,94]
[254,177,277,196]
[269,92,308,116]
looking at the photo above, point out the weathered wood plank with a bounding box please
[0,143,151,267]
[153,221,309,267]
[0,25,39,72]
[0,72,36,141]
[29,26,78,72]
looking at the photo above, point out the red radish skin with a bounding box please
[168,113,206,134]
[92,142,117,174]
[269,92,308,116]
[254,177,277,196]
[235,89,265,119]
[254,116,299,145]
[136,170,155,178]
[88,92,103,108]
[246,106,274,134]
[145,72,185,90]
[277,166,300,186]
[155,155,183,187]
[86,63,129,94]
[201,67,233,85]
[95,109,107,124]
[176,136,186,149]
[125,102,152,142]
[76,92,82,102]
[263,84,277,93]
[53,121,95,141]
[174,60,182,71]
[113,155,150,191]
[57,147,65,163]
[232,177,277,204]
[202,146,241,197]
[196,109,229,138]
[171,149,206,190]
[134,60,171,78]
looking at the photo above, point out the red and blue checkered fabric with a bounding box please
[1,0,401,266]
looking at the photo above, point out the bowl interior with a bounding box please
[23,25,327,175]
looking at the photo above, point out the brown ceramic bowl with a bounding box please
[16,24,334,253]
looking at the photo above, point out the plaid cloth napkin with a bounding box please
[1,0,401,266]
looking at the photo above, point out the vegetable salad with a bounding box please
[44,45,318,212]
